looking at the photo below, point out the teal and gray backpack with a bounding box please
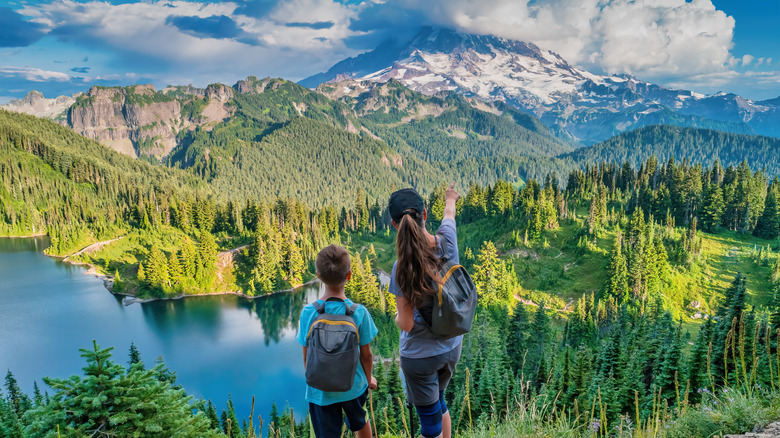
[305,298,360,392]
[428,237,478,339]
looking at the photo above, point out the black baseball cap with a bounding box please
[388,188,425,223]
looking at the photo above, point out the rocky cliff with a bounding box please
[67,83,234,159]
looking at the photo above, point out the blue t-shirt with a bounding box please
[389,218,463,359]
[297,298,378,406]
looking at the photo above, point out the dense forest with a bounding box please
[4,101,780,436]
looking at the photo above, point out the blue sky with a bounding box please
[0,0,777,103]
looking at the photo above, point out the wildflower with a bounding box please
[589,420,601,432]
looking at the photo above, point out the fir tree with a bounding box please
[206,400,220,431]
[507,301,530,373]
[128,341,143,369]
[24,341,220,437]
[606,229,629,304]
[755,188,780,239]
[226,395,241,438]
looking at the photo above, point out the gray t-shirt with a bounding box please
[389,218,463,359]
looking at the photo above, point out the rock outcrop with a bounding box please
[68,85,183,158]
[67,83,236,159]
[1,90,78,122]
[12,76,321,160]
[726,422,780,438]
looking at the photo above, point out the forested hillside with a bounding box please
[43,77,576,205]
[565,125,780,175]
[0,110,214,254]
[5,101,780,437]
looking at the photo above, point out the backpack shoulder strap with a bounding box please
[345,303,359,317]
[311,300,325,314]
[438,234,451,264]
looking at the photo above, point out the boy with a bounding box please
[297,244,378,438]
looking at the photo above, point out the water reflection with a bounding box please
[0,236,319,424]
[241,286,319,345]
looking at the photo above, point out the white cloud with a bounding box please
[0,66,71,82]
[664,70,780,98]
[390,0,736,81]
[18,0,362,83]
[7,0,776,99]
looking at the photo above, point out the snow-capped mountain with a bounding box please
[301,27,780,144]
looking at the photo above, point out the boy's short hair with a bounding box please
[316,244,351,285]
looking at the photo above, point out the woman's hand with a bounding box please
[445,181,461,203]
[444,182,460,221]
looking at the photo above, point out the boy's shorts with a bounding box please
[309,389,369,437]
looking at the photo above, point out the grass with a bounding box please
[364,385,780,437]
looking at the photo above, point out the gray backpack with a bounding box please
[430,238,478,339]
[305,298,360,392]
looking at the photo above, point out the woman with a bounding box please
[388,183,462,438]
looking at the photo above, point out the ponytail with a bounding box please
[395,211,442,308]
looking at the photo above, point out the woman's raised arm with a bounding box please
[442,182,461,223]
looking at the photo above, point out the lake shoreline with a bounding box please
[114,279,321,305]
[2,235,320,305]
[1,233,47,238]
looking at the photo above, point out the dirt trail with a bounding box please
[727,422,780,437]
[64,236,124,261]
[220,244,249,256]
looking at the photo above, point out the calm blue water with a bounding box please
[0,236,321,424]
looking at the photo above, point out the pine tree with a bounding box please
[24,341,220,437]
[137,262,146,282]
[755,188,779,239]
[206,400,220,430]
[197,230,218,287]
[507,301,530,373]
[128,341,144,369]
[180,238,197,279]
[4,370,30,417]
[701,185,725,232]
[687,319,713,402]
[226,395,241,438]
[606,229,629,304]
[168,252,183,285]
[32,381,44,407]
[529,302,550,380]
[146,244,170,289]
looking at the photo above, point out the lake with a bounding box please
[0,236,320,425]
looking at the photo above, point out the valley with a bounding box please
[1,23,780,438]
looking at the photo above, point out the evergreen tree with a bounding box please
[137,262,146,282]
[23,342,220,438]
[226,395,241,438]
[206,400,220,431]
[4,371,30,417]
[528,302,550,381]
[687,318,713,402]
[606,229,629,304]
[128,341,143,369]
[701,185,725,233]
[180,238,197,279]
[755,188,779,239]
[168,252,183,285]
[146,244,170,289]
[507,301,530,373]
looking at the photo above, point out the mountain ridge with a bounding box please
[301,26,780,143]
